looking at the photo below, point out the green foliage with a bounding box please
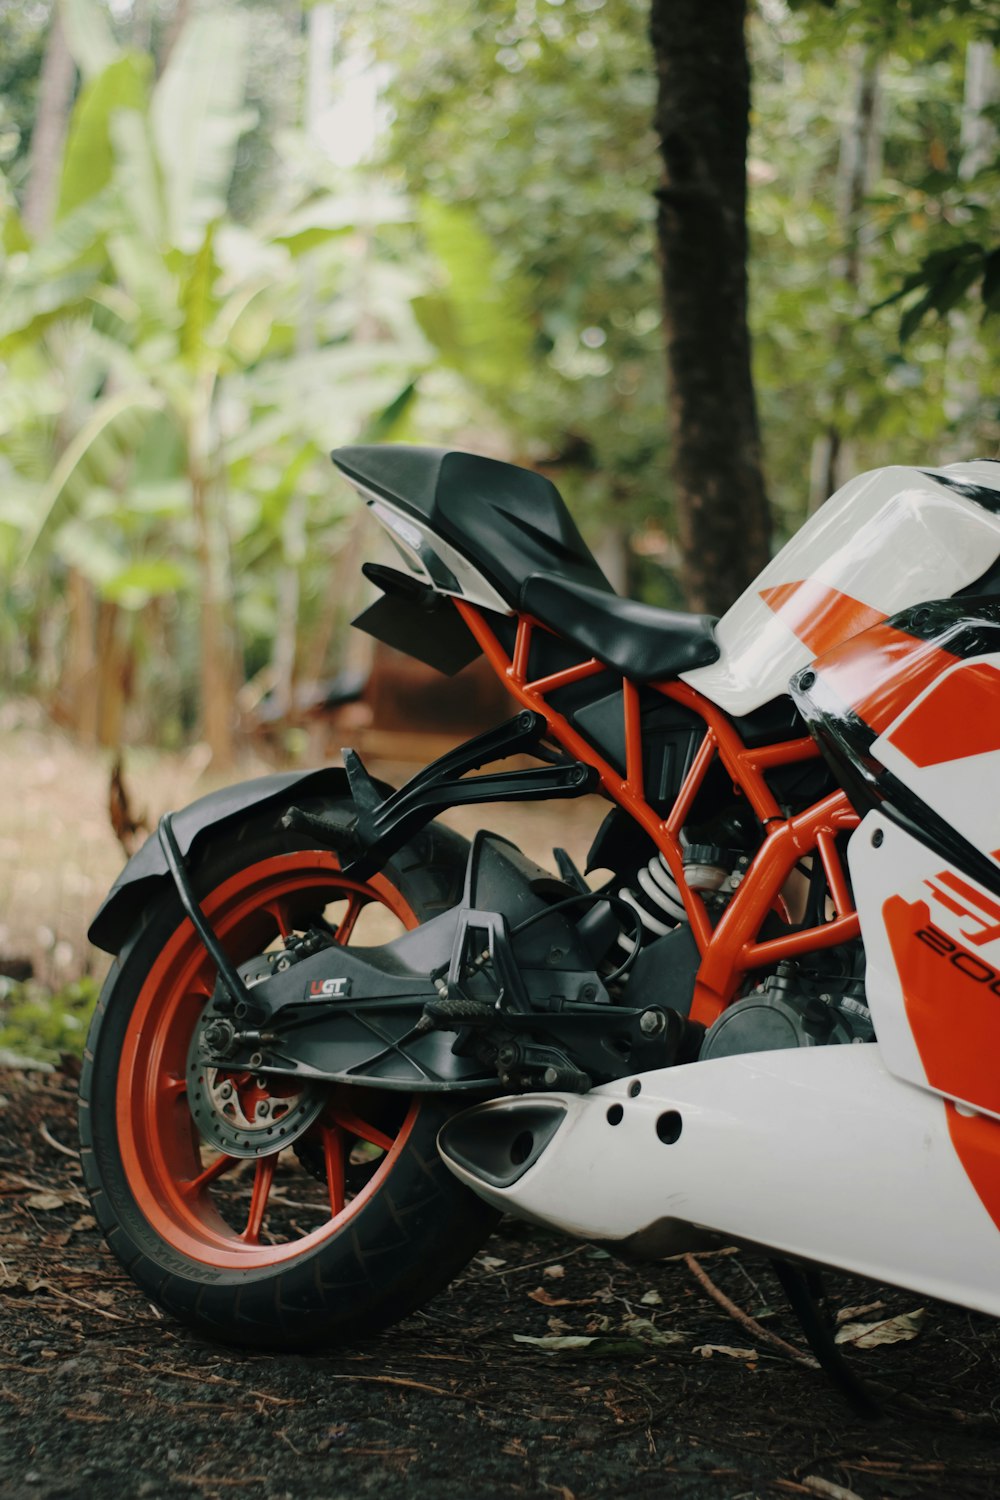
[0,0,50,180]
[873,241,998,338]
[0,976,99,1062]
[4,0,1000,733]
[371,0,667,580]
[0,4,439,736]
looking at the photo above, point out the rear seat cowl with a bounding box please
[332,444,612,605]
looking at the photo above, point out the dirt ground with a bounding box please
[3,722,1000,1498]
[3,1068,1000,1500]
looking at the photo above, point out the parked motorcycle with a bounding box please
[80,446,1000,1393]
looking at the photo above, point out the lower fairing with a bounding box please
[439,1045,1000,1318]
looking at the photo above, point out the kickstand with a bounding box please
[771,1258,881,1417]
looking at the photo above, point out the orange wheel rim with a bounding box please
[116,851,420,1269]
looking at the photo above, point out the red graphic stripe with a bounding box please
[888,661,1000,767]
[811,622,957,737]
[759,580,885,658]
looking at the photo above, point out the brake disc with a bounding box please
[185,1017,326,1159]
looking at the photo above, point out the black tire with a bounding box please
[79,801,498,1352]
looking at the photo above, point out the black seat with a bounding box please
[522,573,719,681]
[332,444,720,683]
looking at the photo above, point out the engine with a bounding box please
[700,956,874,1059]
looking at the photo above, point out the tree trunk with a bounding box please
[192,467,237,768]
[157,0,192,75]
[268,3,337,725]
[649,0,770,615]
[22,7,76,237]
[59,567,98,745]
[808,47,881,513]
[941,41,999,454]
[95,600,130,749]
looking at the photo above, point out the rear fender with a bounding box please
[89,767,361,955]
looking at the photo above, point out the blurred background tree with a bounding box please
[1,0,999,763]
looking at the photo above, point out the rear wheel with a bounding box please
[79,804,498,1351]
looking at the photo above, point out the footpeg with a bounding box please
[281,805,361,849]
[415,994,497,1035]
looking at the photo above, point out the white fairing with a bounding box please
[870,650,1000,859]
[442,1048,1000,1317]
[848,814,944,1100]
[681,462,1000,715]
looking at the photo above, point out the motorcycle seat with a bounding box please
[520,572,719,681]
[332,443,720,682]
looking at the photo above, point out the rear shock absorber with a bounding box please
[615,847,731,955]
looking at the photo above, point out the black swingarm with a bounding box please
[190,833,690,1096]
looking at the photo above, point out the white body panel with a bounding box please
[870,650,1000,859]
[849,809,1000,1119]
[681,463,1000,716]
[442,1047,1000,1316]
[847,814,934,1099]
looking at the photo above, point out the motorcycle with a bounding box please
[80,445,1000,1394]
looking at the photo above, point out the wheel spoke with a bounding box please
[335,895,365,945]
[321,1125,346,1216]
[181,1152,240,1197]
[242,1155,277,1243]
[327,1109,394,1154]
[264,899,293,940]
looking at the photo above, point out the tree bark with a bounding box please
[59,567,98,745]
[808,46,881,512]
[941,40,999,454]
[649,0,770,615]
[157,0,192,75]
[191,466,237,769]
[22,7,76,237]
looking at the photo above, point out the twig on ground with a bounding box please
[683,1253,817,1368]
[38,1121,79,1159]
[801,1477,867,1500]
[37,1287,131,1323]
[326,1372,512,1413]
[3,1172,88,1206]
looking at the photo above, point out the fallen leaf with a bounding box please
[0,1269,57,1295]
[835,1299,885,1325]
[640,1289,663,1306]
[514,1334,598,1351]
[693,1344,759,1360]
[546,1316,571,1334]
[70,1214,96,1232]
[834,1309,925,1349]
[513,1334,649,1358]
[477,1255,506,1271]
[621,1315,685,1348]
[528,1286,596,1308]
[25,1192,65,1212]
[542,1263,566,1279]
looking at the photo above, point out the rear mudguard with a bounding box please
[89,767,363,955]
